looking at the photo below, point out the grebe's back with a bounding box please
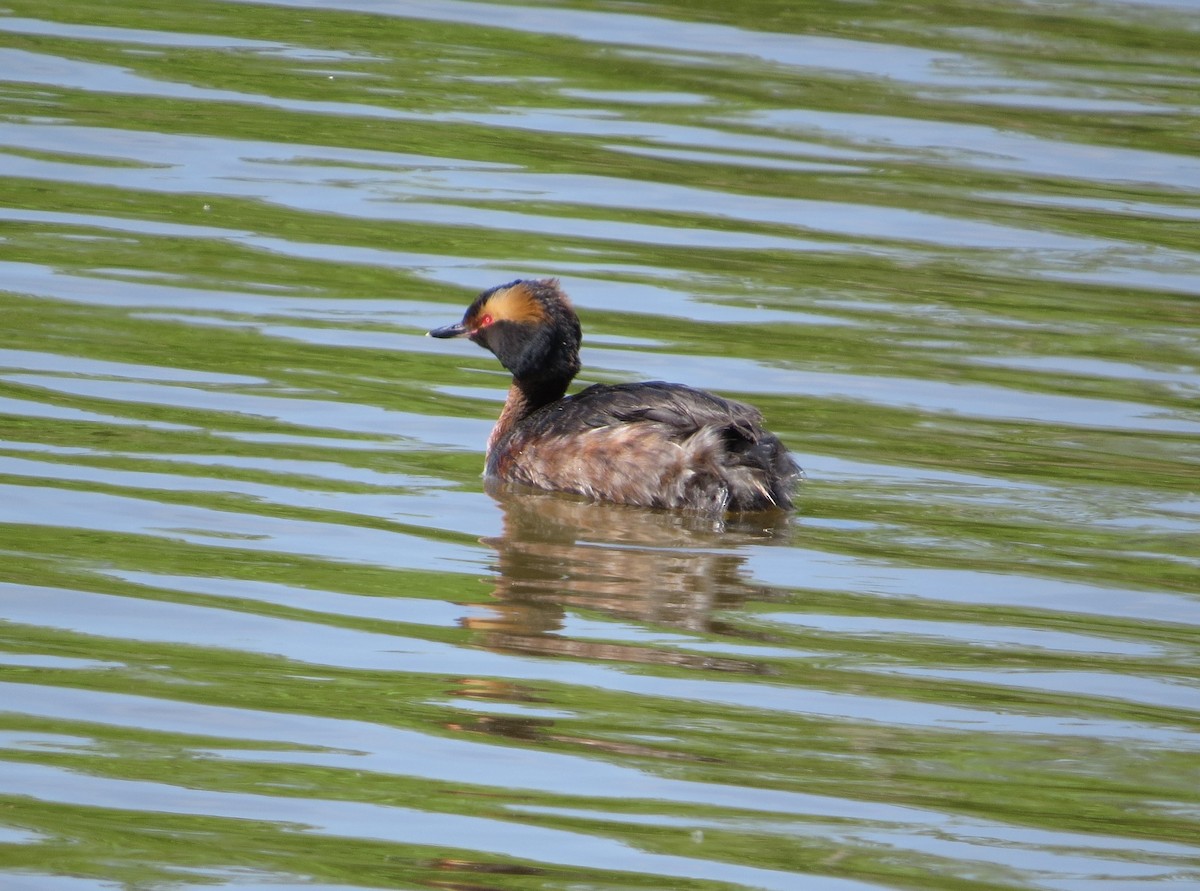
[491,380,798,513]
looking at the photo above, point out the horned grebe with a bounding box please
[429,279,801,514]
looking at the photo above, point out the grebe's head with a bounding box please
[429,278,581,384]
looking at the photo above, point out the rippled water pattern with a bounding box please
[2,1,1198,889]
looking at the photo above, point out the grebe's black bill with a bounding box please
[428,322,468,338]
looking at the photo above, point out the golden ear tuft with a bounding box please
[480,282,546,325]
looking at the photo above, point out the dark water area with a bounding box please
[1,1,1198,889]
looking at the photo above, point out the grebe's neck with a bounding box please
[485,376,571,459]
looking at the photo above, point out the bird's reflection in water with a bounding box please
[441,484,797,834]
[463,480,794,667]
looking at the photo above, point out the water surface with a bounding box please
[1,1,1198,889]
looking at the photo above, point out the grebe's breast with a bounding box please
[486,381,800,514]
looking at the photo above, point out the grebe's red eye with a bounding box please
[479,314,493,327]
